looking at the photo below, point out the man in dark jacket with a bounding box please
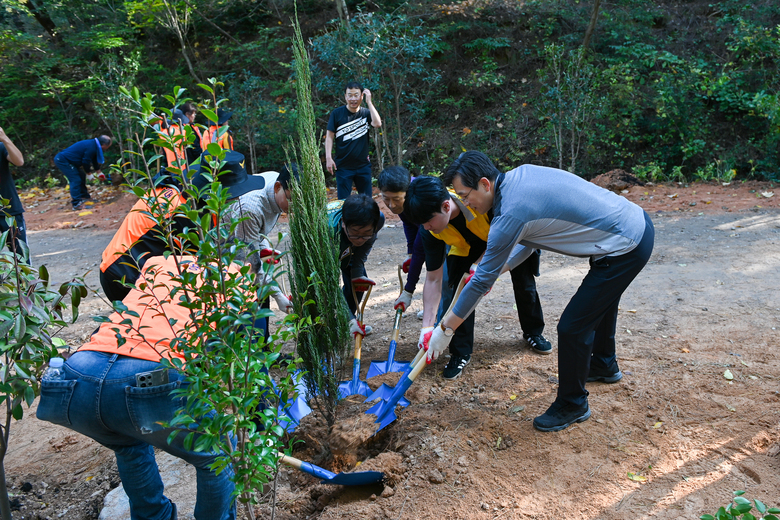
[54,135,112,210]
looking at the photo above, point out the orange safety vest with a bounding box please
[100,187,186,274]
[200,125,234,151]
[162,124,188,170]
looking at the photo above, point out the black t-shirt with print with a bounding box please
[327,105,373,170]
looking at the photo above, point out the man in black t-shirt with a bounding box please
[325,81,383,199]
[0,126,27,258]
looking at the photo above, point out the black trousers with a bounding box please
[556,211,655,407]
[447,250,545,359]
[100,268,133,303]
[509,249,545,337]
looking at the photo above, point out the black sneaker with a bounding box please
[587,361,623,383]
[524,334,552,355]
[442,354,471,380]
[533,400,591,432]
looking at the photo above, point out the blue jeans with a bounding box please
[54,153,91,207]
[37,351,236,520]
[336,163,372,199]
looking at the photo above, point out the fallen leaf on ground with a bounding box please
[509,394,517,401]
[724,369,733,380]
[653,422,663,429]
[78,211,93,216]
[627,472,647,482]
[668,193,678,199]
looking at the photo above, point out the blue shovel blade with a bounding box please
[328,470,385,486]
[337,379,372,399]
[367,359,411,379]
[364,384,410,409]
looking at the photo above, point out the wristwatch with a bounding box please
[440,322,455,337]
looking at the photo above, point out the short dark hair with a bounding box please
[345,81,363,92]
[443,150,501,188]
[181,102,198,114]
[98,135,112,147]
[342,194,380,230]
[378,166,411,193]
[278,163,300,190]
[403,176,450,225]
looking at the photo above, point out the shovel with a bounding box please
[364,347,425,409]
[367,266,412,378]
[366,273,470,432]
[276,370,312,433]
[338,277,375,399]
[278,453,384,486]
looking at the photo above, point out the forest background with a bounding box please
[2,0,780,186]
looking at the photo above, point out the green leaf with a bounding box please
[14,313,26,342]
[11,402,23,420]
[200,108,217,124]
[206,143,223,156]
[39,264,49,287]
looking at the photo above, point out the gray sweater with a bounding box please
[452,164,647,320]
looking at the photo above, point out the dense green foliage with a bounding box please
[0,223,83,519]
[1,0,779,183]
[700,490,780,520]
[107,84,304,516]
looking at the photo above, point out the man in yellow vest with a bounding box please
[403,175,550,380]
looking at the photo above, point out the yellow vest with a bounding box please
[430,190,491,258]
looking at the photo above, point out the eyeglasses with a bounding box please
[343,223,374,241]
[460,187,474,201]
[345,232,374,241]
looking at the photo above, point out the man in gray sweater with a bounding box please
[424,151,654,432]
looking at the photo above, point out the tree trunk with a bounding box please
[334,0,349,27]
[0,460,12,520]
[582,0,602,50]
[161,0,202,85]
[20,0,58,41]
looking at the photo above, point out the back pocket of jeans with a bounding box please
[126,381,184,435]
[37,379,78,426]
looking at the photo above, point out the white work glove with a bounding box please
[272,292,293,314]
[349,318,367,338]
[423,325,453,363]
[86,173,95,182]
[417,327,434,350]
[394,290,413,312]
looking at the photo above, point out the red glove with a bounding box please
[401,255,412,274]
[351,276,376,293]
[259,248,281,264]
[421,328,434,364]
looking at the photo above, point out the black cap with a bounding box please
[192,151,265,199]
[217,108,233,125]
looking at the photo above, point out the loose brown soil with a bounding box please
[4,178,780,519]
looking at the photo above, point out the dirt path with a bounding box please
[3,181,780,519]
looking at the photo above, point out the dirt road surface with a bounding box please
[3,180,779,519]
